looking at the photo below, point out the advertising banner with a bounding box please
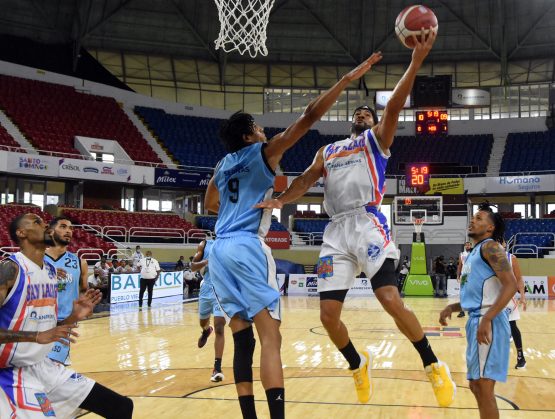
[452,89,490,107]
[154,168,212,189]
[58,158,134,183]
[425,178,464,195]
[549,276,555,299]
[265,231,290,249]
[110,271,183,304]
[523,276,548,299]
[485,175,555,194]
[287,274,374,296]
[6,153,58,177]
[375,91,411,109]
[447,279,460,296]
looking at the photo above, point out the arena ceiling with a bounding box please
[1,0,555,83]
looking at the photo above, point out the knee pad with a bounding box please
[233,326,256,383]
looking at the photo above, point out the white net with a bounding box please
[413,218,424,235]
[214,0,275,58]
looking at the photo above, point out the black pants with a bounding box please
[139,277,156,307]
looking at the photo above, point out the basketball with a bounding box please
[395,5,438,49]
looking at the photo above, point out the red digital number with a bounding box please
[440,112,448,120]
[418,114,424,121]
[422,166,428,174]
[404,198,412,205]
[428,125,437,133]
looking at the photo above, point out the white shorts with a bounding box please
[507,296,520,321]
[317,208,399,293]
[0,358,95,418]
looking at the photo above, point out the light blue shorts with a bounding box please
[199,282,224,319]
[209,234,280,322]
[466,311,510,382]
[47,340,71,365]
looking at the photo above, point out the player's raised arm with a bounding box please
[374,28,436,151]
[255,146,326,209]
[477,241,517,344]
[263,52,383,170]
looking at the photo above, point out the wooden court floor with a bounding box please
[75,296,555,418]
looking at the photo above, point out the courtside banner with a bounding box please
[523,276,548,299]
[154,168,212,189]
[265,231,290,249]
[288,274,373,296]
[110,271,183,304]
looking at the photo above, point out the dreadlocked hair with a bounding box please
[478,202,505,243]
[219,111,256,153]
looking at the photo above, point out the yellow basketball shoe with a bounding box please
[351,350,373,403]
[425,360,456,407]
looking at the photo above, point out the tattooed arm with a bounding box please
[476,241,518,344]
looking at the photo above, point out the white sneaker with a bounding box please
[210,370,225,382]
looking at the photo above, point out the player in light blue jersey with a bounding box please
[191,239,227,383]
[45,216,88,366]
[204,51,383,419]
[440,203,517,419]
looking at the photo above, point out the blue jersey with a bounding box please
[45,251,81,321]
[460,239,505,316]
[200,240,214,291]
[214,142,275,236]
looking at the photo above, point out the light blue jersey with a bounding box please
[198,240,224,319]
[45,251,81,365]
[460,238,510,382]
[210,142,280,321]
[214,142,274,237]
[45,251,81,321]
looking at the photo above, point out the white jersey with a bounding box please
[0,252,58,368]
[506,252,520,321]
[138,257,160,279]
[322,128,389,217]
[460,250,470,265]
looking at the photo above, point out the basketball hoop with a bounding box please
[214,0,275,58]
[413,217,425,235]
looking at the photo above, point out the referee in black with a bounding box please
[137,250,161,309]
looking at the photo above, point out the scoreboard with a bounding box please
[415,110,448,135]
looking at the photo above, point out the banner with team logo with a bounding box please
[109,271,183,304]
[154,168,212,189]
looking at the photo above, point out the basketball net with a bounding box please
[214,0,275,58]
[413,217,424,235]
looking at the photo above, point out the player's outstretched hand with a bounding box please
[254,198,284,210]
[71,289,102,321]
[439,305,452,326]
[37,324,79,345]
[411,26,437,65]
[343,52,383,82]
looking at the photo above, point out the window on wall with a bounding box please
[547,203,555,215]
[309,204,321,214]
[513,204,526,217]
[272,208,281,223]
[473,204,498,214]
[296,204,308,212]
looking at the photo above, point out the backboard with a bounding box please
[393,196,443,225]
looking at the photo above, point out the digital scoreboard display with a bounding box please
[415,110,448,136]
[406,163,431,188]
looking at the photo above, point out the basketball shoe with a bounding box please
[425,360,456,407]
[515,357,526,369]
[210,370,225,382]
[351,350,372,403]
[198,326,213,348]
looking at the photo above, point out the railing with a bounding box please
[76,248,105,262]
[509,232,555,257]
[292,232,323,246]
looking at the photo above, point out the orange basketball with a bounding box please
[395,5,438,49]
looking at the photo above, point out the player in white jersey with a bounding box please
[502,242,527,369]
[0,213,133,418]
[456,241,473,317]
[256,29,455,407]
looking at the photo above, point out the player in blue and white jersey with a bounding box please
[204,52,383,419]
[440,203,517,419]
[0,213,133,418]
[45,216,89,366]
[256,29,455,407]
